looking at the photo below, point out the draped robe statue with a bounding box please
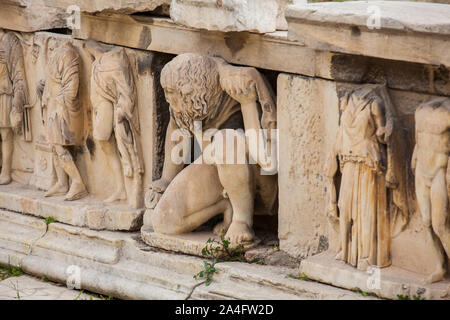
[0,28,27,184]
[327,85,408,271]
[88,42,144,209]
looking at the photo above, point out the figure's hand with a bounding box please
[10,108,22,135]
[144,179,170,209]
[36,79,45,101]
[150,178,169,193]
[220,69,258,105]
[327,203,339,222]
[116,107,127,123]
[144,189,161,209]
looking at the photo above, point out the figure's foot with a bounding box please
[65,182,88,201]
[44,182,68,197]
[103,189,126,205]
[357,259,370,271]
[335,250,344,261]
[0,174,11,185]
[423,268,446,284]
[213,220,232,236]
[225,221,254,244]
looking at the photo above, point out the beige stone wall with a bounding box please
[278,73,450,275]
[9,31,168,200]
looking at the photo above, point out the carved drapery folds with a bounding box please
[88,40,144,209]
[37,39,87,201]
[0,28,28,185]
[326,85,408,271]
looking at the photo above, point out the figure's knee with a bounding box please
[54,145,73,162]
[151,197,184,235]
[93,101,114,141]
[0,128,13,141]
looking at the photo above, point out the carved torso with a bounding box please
[337,96,384,172]
[42,43,82,146]
[415,101,450,176]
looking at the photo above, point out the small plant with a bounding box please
[0,257,23,280]
[201,232,246,262]
[413,295,425,300]
[194,231,248,286]
[45,216,56,225]
[7,256,22,277]
[10,280,20,300]
[397,294,410,300]
[285,272,309,281]
[41,275,49,282]
[193,259,218,286]
[249,258,265,265]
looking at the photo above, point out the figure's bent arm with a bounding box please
[154,117,185,191]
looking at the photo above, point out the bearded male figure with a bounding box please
[144,53,278,244]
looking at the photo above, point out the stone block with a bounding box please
[141,226,259,257]
[170,0,279,33]
[42,0,170,14]
[286,1,450,67]
[300,252,450,300]
[0,182,144,231]
[0,1,67,32]
[277,73,450,279]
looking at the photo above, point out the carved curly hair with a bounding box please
[161,53,226,132]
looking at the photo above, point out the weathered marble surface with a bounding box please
[286,1,450,67]
[141,227,260,256]
[0,275,99,300]
[0,31,170,230]
[0,183,144,231]
[170,0,280,33]
[42,0,170,14]
[277,73,450,279]
[0,0,67,32]
[0,210,374,300]
[300,252,450,300]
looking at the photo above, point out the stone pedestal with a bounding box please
[141,226,260,257]
[0,183,143,231]
[300,252,450,300]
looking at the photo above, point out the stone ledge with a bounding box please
[0,210,374,299]
[42,0,170,14]
[286,1,450,35]
[170,0,279,33]
[141,226,260,257]
[73,13,317,76]
[0,183,143,231]
[286,1,450,67]
[0,1,67,32]
[300,252,450,300]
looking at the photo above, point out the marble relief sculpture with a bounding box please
[36,38,87,201]
[145,53,278,244]
[412,98,450,284]
[87,41,144,209]
[326,85,407,271]
[0,28,28,184]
